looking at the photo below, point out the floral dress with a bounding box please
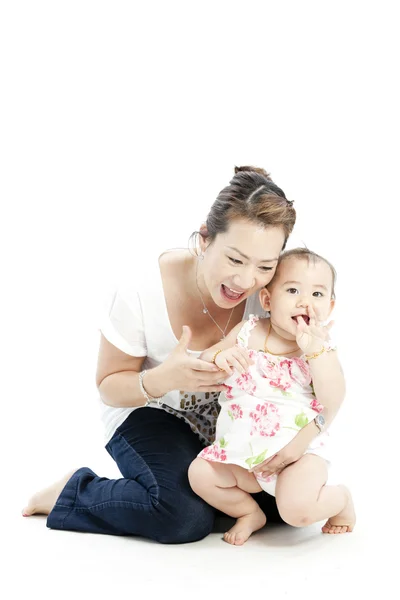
[198,315,330,496]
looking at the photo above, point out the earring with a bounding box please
[198,253,204,260]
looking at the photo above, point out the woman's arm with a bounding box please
[96,335,158,408]
[96,331,227,408]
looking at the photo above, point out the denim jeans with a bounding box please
[47,407,282,543]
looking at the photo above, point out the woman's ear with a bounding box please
[199,224,210,253]
[259,287,271,310]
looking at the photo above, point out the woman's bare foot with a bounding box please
[223,508,266,546]
[22,469,78,517]
[322,486,356,534]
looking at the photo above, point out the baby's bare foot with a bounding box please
[322,486,356,534]
[223,508,266,546]
[22,470,78,517]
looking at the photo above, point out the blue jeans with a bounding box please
[47,408,282,543]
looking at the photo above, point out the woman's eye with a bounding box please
[228,257,242,265]
[259,266,273,272]
[287,288,299,294]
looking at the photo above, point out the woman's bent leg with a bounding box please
[45,409,215,543]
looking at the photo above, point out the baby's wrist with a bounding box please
[302,343,325,355]
[304,341,337,361]
[212,349,225,371]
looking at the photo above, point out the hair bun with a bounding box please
[234,165,271,179]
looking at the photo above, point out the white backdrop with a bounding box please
[1,1,398,517]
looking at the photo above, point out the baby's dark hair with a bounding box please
[274,247,337,299]
[191,165,296,251]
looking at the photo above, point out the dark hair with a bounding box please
[276,247,337,299]
[192,166,296,252]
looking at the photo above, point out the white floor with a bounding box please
[5,466,394,600]
[6,362,397,600]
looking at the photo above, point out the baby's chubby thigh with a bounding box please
[188,458,263,499]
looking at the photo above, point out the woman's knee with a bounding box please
[155,495,215,544]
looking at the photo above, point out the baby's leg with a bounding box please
[188,458,266,545]
[275,454,356,534]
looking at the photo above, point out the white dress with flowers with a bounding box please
[198,315,330,496]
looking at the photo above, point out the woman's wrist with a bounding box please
[142,364,173,399]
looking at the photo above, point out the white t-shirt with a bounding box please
[99,255,265,444]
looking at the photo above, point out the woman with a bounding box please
[23,166,326,543]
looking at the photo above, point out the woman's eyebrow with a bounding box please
[225,246,279,263]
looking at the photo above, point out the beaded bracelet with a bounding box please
[305,345,337,361]
[139,370,164,407]
[211,349,225,371]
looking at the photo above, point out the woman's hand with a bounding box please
[215,345,253,375]
[249,429,313,477]
[158,326,229,393]
[296,304,334,354]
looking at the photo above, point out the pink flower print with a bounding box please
[200,444,227,462]
[258,353,282,380]
[228,403,243,420]
[278,359,300,390]
[269,378,291,392]
[310,398,324,413]
[286,357,312,387]
[279,359,291,369]
[224,385,234,399]
[235,372,256,395]
[248,315,259,328]
[249,402,281,437]
[258,354,292,392]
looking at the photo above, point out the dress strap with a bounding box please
[236,314,259,348]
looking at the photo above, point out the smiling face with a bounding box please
[198,218,286,308]
[260,256,335,340]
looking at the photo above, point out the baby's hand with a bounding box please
[296,304,334,354]
[215,345,253,375]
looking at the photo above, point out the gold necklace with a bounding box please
[195,259,235,340]
[264,321,299,356]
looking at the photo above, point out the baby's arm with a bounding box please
[296,306,346,413]
[199,322,243,362]
[307,351,346,412]
[200,321,253,374]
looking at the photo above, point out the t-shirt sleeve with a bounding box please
[100,286,147,357]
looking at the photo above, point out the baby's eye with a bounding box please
[313,291,323,298]
[287,288,299,294]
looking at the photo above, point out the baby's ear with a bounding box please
[259,287,271,310]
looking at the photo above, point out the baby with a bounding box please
[188,248,355,545]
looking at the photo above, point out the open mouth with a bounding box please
[221,284,245,302]
[292,314,310,325]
